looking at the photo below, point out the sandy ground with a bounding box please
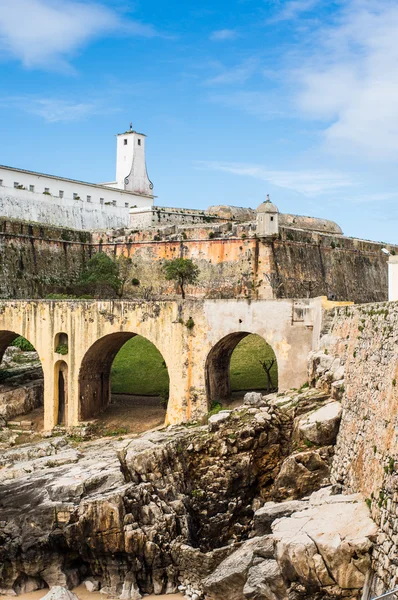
[20,394,167,435]
[4,585,183,599]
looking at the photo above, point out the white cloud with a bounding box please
[0,0,157,71]
[294,0,398,159]
[205,59,257,86]
[209,29,239,41]
[1,96,117,122]
[196,161,355,195]
[270,0,320,23]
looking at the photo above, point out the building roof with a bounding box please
[256,198,279,214]
[0,164,154,199]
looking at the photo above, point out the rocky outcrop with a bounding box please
[254,500,309,535]
[293,401,342,447]
[202,487,376,600]
[202,536,277,600]
[272,447,333,501]
[0,385,374,600]
[0,404,291,598]
[273,489,378,594]
[40,588,79,600]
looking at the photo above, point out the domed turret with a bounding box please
[256,194,279,236]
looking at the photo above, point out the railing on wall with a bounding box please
[371,589,398,600]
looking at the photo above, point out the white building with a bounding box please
[0,126,154,231]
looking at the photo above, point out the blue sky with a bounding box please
[1,0,398,242]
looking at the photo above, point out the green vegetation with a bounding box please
[185,317,195,329]
[230,334,278,391]
[111,336,169,397]
[208,401,223,417]
[163,258,200,299]
[55,344,68,355]
[78,253,133,298]
[111,333,277,399]
[10,336,35,351]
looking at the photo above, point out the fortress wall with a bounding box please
[0,216,393,302]
[0,218,90,298]
[101,228,392,302]
[317,302,398,594]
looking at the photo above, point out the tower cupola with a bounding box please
[256,194,279,236]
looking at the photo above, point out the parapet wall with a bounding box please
[317,302,398,594]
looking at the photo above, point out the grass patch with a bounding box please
[111,336,170,396]
[230,334,278,391]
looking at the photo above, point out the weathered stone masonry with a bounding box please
[315,301,398,595]
[0,216,394,303]
[0,297,317,430]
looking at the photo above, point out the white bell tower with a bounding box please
[115,124,154,197]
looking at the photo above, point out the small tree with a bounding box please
[163,258,200,299]
[259,358,276,392]
[79,253,122,298]
[116,255,133,298]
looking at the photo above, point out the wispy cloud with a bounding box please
[209,29,239,41]
[204,58,257,86]
[0,0,157,72]
[293,0,398,159]
[207,90,286,119]
[269,0,320,23]
[196,161,355,195]
[0,96,118,122]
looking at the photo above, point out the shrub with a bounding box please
[55,343,68,355]
[10,336,35,351]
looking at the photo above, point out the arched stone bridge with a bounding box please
[0,297,337,429]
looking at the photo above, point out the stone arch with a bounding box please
[205,332,278,405]
[54,360,68,425]
[0,329,44,425]
[78,332,169,421]
[54,332,68,354]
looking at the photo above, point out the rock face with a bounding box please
[0,370,43,422]
[40,588,79,600]
[0,384,375,600]
[273,490,378,592]
[294,401,342,446]
[272,447,333,500]
[202,536,276,600]
[254,500,309,535]
[0,405,291,598]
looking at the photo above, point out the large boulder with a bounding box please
[294,401,342,446]
[272,492,378,591]
[272,448,333,500]
[254,500,309,535]
[202,536,274,600]
[243,560,287,600]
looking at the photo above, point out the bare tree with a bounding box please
[259,358,276,392]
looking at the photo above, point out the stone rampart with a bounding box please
[0,216,395,303]
[314,301,398,594]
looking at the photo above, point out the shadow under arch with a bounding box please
[54,360,68,426]
[78,332,169,421]
[205,331,278,405]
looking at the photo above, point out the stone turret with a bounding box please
[256,195,279,236]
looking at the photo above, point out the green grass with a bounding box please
[230,334,278,391]
[111,336,169,397]
[111,333,278,397]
